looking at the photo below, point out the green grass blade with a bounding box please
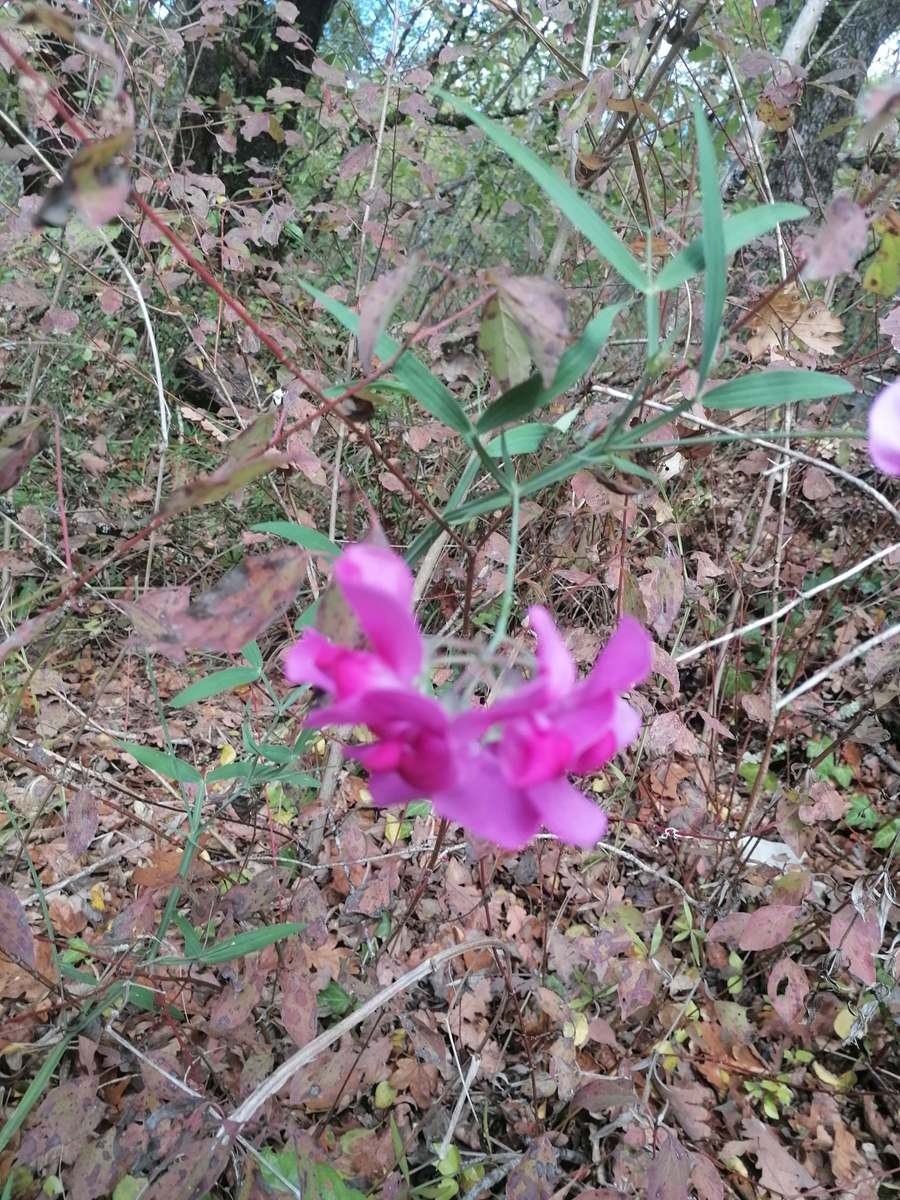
[703,370,855,410]
[251,520,339,556]
[168,666,261,709]
[153,922,306,966]
[654,203,808,292]
[694,103,726,388]
[485,423,553,456]
[435,89,647,293]
[477,304,623,434]
[297,280,472,434]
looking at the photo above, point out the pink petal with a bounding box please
[572,699,642,771]
[585,616,653,695]
[335,545,423,678]
[498,720,573,786]
[433,752,543,849]
[527,778,609,846]
[528,606,576,694]
[367,769,426,808]
[868,380,900,476]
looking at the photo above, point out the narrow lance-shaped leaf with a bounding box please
[694,102,726,388]
[297,279,472,434]
[433,88,647,293]
[702,369,855,410]
[654,203,808,293]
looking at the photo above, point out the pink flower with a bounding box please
[868,380,900,476]
[284,543,423,725]
[284,543,653,851]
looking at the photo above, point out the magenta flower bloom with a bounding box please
[868,380,900,476]
[284,543,423,725]
[284,543,653,852]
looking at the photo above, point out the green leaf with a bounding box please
[251,519,339,556]
[478,293,531,390]
[477,303,623,433]
[703,370,855,410]
[154,922,305,966]
[434,89,647,292]
[874,818,900,850]
[117,742,202,784]
[655,203,809,293]
[168,665,260,709]
[173,912,204,959]
[694,103,726,387]
[242,640,263,669]
[485,423,553,457]
[297,280,472,434]
[318,979,355,1016]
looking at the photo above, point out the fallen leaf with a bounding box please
[707,904,799,951]
[767,957,809,1024]
[0,884,34,966]
[829,907,881,984]
[65,788,99,857]
[801,465,835,500]
[121,548,308,660]
[792,300,843,355]
[0,415,46,492]
[646,1130,691,1200]
[506,1134,558,1200]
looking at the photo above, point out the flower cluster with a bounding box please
[868,380,900,477]
[285,544,652,850]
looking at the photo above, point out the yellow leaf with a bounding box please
[756,97,794,131]
[384,811,403,846]
[219,743,237,766]
[833,1007,855,1040]
[812,1061,856,1091]
[89,884,105,912]
[863,220,900,298]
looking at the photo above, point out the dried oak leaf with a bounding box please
[121,547,308,661]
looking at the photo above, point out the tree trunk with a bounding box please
[175,0,337,182]
[767,0,900,205]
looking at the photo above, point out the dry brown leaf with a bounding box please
[792,300,843,355]
[746,287,842,357]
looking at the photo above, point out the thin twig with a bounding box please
[774,621,900,713]
[221,937,514,1138]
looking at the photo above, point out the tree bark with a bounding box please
[767,0,900,205]
[175,0,337,182]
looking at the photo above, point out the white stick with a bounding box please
[775,621,900,713]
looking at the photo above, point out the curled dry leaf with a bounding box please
[357,255,420,373]
[0,414,46,492]
[161,411,288,517]
[746,285,843,358]
[800,193,868,281]
[483,272,570,388]
[121,547,309,660]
